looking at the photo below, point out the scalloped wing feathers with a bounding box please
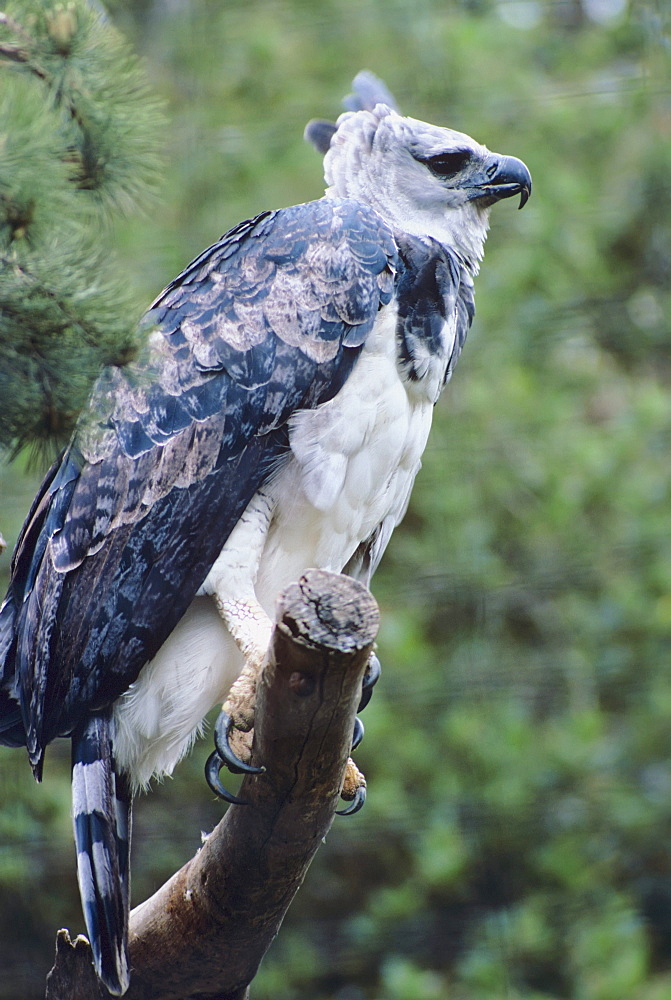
[4,197,397,762]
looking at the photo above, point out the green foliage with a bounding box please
[0,0,164,453]
[1,1,671,998]
[0,0,164,211]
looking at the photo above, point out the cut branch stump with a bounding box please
[45,569,379,1000]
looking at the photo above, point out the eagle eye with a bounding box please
[423,150,472,178]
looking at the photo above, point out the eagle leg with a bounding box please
[210,594,273,773]
[204,638,267,802]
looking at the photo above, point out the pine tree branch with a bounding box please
[0,11,32,39]
[45,570,379,1000]
[0,3,163,451]
[0,42,36,67]
[0,10,113,190]
[0,13,49,82]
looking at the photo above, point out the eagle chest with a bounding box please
[280,240,463,540]
[252,301,444,604]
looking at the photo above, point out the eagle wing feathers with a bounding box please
[2,197,397,766]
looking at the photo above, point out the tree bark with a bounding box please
[46,569,379,1000]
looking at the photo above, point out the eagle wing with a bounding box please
[1,197,397,769]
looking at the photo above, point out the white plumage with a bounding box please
[113,301,439,787]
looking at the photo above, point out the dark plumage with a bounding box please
[395,234,475,386]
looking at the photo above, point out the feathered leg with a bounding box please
[71,711,132,996]
[205,597,270,801]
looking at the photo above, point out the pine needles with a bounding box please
[0,1,165,455]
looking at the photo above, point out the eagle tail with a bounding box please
[72,711,132,996]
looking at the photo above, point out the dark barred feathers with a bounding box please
[395,233,475,395]
[71,711,131,996]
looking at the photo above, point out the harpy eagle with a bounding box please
[0,73,531,994]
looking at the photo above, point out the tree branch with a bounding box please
[46,569,379,1000]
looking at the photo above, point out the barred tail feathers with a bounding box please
[71,712,132,996]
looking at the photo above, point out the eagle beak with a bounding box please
[472,154,532,209]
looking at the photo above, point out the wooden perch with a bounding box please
[45,569,379,1000]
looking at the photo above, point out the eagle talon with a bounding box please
[213,710,265,776]
[337,784,366,816]
[358,652,381,713]
[338,757,366,816]
[352,716,364,751]
[205,750,248,805]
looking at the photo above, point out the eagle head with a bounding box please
[313,102,531,271]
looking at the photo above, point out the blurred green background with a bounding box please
[1,0,671,997]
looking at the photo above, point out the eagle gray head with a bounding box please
[307,97,531,272]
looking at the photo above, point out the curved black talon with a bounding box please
[351,716,364,751]
[337,784,366,816]
[213,710,265,776]
[205,750,248,805]
[358,652,381,713]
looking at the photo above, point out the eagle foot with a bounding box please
[210,653,266,776]
[337,757,367,816]
[206,650,378,802]
[213,710,263,775]
[205,702,264,804]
